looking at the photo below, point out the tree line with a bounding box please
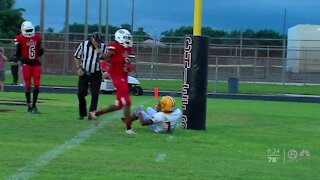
[1,0,285,46]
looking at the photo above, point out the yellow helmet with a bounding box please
[160,96,175,113]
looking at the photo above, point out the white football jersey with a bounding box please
[151,108,182,133]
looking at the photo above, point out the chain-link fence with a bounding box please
[1,34,320,89]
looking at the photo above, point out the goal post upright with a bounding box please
[182,0,209,130]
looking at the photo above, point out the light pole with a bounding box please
[84,0,88,40]
[99,0,102,34]
[63,0,70,75]
[40,0,44,36]
[40,0,45,71]
[131,0,134,33]
[105,0,109,41]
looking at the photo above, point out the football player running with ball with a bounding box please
[14,21,44,114]
[89,29,136,135]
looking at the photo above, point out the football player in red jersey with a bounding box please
[89,29,136,135]
[14,21,44,114]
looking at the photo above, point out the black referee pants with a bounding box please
[77,71,102,117]
[11,65,19,84]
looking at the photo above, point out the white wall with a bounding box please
[286,24,320,73]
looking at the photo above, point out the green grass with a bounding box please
[4,61,11,70]
[4,74,320,95]
[0,92,319,179]
[4,74,78,87]
[143,79,320,95]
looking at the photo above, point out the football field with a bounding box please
[0,92,319,179]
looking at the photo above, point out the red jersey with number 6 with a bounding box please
[14,34,42,62]
[107,41,132,77]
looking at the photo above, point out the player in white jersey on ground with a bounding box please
[132,96,182,133]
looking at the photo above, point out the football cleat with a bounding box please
[27,106,33,114]
[32,107,40,114]
[88,111,99,126]
[125,129,136,135]
[88,111,97,120]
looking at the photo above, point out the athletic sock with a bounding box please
[25,91,31,105]
[32,89,39,108]
[124,119,132,130]
[96,109,106,116]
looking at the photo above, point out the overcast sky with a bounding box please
[14,0,320,36]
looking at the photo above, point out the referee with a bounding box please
[74,32,107,120]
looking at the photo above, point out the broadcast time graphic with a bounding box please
[267,148,311,163]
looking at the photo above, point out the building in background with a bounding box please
[286,24,320,73]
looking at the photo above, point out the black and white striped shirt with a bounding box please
[74,40,107,73]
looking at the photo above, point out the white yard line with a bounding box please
[5,112,120,180]
[5,100,153,180]
[154,135,175,163]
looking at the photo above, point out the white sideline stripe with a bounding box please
[5,100,153,180]
[5,112,121,180]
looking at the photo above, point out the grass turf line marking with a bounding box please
[5,101,152,180]
[166,135,175,142]
[155,153,167,162]
[5,112,121,180]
